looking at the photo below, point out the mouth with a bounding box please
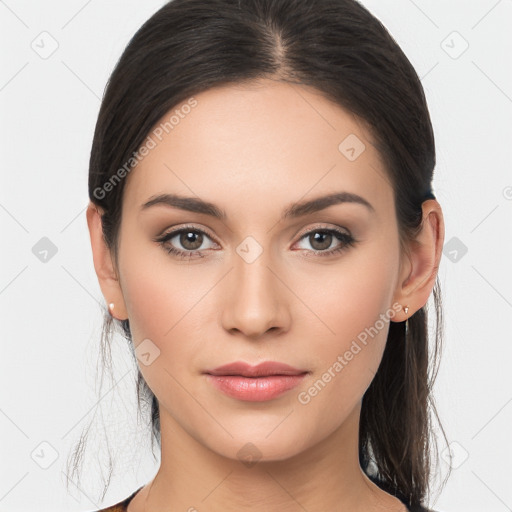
[203,361,309,401]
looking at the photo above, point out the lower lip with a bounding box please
[205,374,307,401]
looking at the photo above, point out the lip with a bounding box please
[203,361,309,402]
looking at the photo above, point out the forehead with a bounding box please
[123,79,393,221]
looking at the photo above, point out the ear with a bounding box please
[86,201,128,320]
[391,199,445,321]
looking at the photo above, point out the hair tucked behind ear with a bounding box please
[360,281,447,511]
[66,0,451,508]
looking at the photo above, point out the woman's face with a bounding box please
[114,79,407,462]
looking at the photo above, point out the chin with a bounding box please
[203,428,312,465]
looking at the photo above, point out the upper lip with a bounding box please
[204,361,308,377]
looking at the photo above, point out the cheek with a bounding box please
[118,241,224,391]
[119,260,211,417]
[300,245,398,349]
[295,245,398,414]
[116,244,173,351]
[119,231,209,339]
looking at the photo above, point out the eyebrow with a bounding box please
[140,191,375,220]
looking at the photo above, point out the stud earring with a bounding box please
[108,303,115,313]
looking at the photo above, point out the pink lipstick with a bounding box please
[203,361,308,402]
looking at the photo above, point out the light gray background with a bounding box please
[1,1,511,511]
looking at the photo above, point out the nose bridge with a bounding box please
[221,240,289,337]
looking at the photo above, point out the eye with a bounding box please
[294,227,356,257]
[154,224,356,260]
[154,225,218,260]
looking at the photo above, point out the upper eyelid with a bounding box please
[159,224,219,244]
[294,223,350,238]
[158,223,351,245]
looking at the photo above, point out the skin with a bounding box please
[87,79,444,512]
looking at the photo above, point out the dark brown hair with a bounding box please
[66,0,450,509]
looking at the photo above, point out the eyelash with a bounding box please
[154,224,356,260]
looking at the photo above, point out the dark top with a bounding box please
[94,486,143,512]
[94,485,437,511]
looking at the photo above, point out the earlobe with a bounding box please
[86,202,128,320]
[392,199,445,321]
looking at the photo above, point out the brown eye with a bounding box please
[179,230,204,251]
[295,227,356,257]
[155,226,217,260]
[308,231,333,251]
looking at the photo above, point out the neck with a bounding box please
[137,402,406,512]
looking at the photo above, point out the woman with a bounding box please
[68,0,450,510]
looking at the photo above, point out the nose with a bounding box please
[220,250,291,340]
